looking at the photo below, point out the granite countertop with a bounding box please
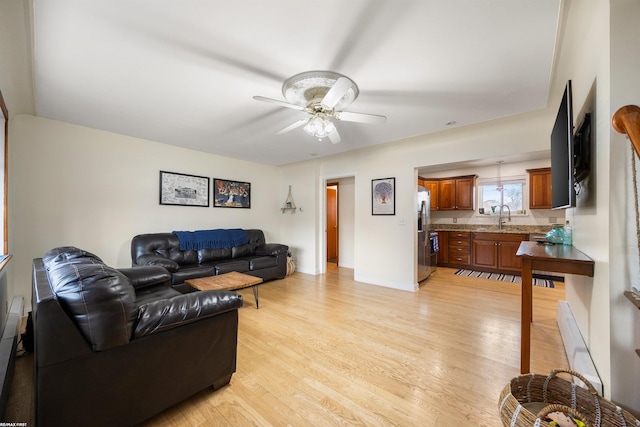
[431,224,552,235]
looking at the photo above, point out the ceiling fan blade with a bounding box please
[335,110,387,124]
[321,77,355,109]
[253,96,305,111]
[328,129,342,144]
[276,118,309,135]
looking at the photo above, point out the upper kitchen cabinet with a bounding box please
[418,177,440,210]
[438,175,477,210]
[527,167,552,209]
[423,180,439,210]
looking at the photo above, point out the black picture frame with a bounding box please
[213,178,251,208]
[159,171,210,207]
[372,177,395,215]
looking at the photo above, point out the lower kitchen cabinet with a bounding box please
[472,233,528,273]
[447,231,471,267]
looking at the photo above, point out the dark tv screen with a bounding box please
[550,81,575,209]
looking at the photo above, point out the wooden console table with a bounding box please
[516,241,594,373]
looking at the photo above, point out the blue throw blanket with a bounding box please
[172,229,249,251]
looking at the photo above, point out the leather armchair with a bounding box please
[33,246,244,426]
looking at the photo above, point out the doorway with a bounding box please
[326,183,338,264]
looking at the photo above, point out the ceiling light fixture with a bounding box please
[303,113,336,140]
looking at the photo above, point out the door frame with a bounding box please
[319,174,356,275]
[326,182,339,265]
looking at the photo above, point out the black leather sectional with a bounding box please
[131,229,288,287]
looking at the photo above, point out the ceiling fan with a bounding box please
[253,70,387,144]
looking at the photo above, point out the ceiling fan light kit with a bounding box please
[303,114,336,140]
[253,70,386,143]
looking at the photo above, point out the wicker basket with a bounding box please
[499,369,639,427]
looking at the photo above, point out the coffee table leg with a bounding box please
[252,285,259,309]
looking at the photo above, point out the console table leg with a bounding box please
[521,258,533,374]
[252,285,259,309]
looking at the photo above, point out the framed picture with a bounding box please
[213,178,251,208]
[159,171,210,207]
[372,177,395,215]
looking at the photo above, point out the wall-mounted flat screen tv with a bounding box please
[551,81,575,209]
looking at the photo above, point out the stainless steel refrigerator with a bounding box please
[418,186,437,282]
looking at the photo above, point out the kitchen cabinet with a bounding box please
[527,167,552,209]
[423,180,439,210]
[438,175,477,210]
[436,231,448,265]
[418,177,440,210]
[447,231,471,266]
[472,233,528,273]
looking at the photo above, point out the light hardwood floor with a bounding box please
[5,266,568,426]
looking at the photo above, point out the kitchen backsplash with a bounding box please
[431,208,565,228]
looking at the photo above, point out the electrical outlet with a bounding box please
[399,218,406,225]
[453,218,457,223]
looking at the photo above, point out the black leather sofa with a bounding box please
[131,229,288,286]
[32,247,244,427]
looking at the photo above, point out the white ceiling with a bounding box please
[32,0,561,166]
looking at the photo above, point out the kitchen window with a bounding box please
[477,178,525,214]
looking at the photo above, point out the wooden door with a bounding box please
[326,186,338,262]
[498,240,525,271]
[472,239,498,269]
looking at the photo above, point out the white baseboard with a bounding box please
[556,300,603,395]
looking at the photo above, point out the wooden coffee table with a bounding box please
[185,272,264,308]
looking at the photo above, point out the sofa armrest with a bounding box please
[134,290,243,338]
[135,254,180,272]
[119,266,172,290]
[256,243,288,257]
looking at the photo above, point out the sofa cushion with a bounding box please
[46,255,136,351]
[171,265,216,285]
[131,233,198,266]
[198,247,232,264]
[249,256,277,270]
[231,244,254,259]
[215,260,249,274]
[135,254,180,272]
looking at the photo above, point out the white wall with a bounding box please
[9,115,282,310]
[609,0,640,409]
[337,177,355,269]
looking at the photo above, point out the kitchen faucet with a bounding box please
[498,204,511,230]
